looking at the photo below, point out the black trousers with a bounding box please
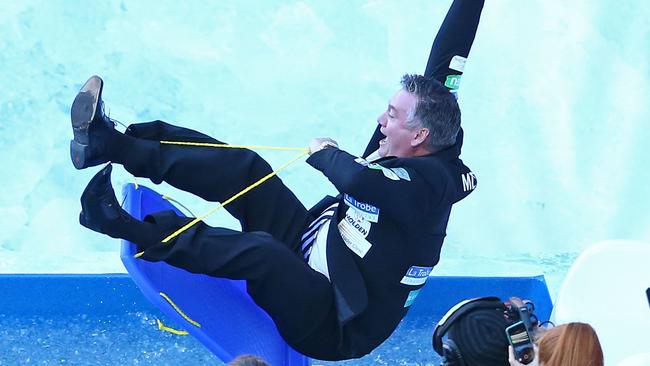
[108,120,341,359]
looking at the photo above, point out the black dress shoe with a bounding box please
[79,164,133,238]
[70,75,115,169]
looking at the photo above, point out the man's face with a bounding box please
[376,89,420,158]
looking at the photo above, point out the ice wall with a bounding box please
[0,1,648,273]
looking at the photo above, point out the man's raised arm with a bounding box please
[362,0,485,158]
[424,0,485,85]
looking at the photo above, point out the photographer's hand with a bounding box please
[508,346,539,366]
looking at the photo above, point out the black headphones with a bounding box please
[432,296,539,366]
[432,297,506,366]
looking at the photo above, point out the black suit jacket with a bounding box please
[305,132,476,356]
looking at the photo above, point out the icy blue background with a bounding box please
[0,1,648,278]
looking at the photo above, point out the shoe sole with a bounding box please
[70,75,103,169]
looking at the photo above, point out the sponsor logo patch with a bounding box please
[400,266,433,286]
[449,55,467,72]
[343,194,379,223]
[341,209,371,238]
[381,167,400,180]
[368,163,411,181]
[354,157,369,167]
[444,74,462,90]
[338,208,373,258]
[404,289,421,307]
[339,220,372,258]
[390,167,411,181]
[368,163,383,171]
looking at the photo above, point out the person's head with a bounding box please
[433,297,539,366]
[227,354,270,366]
[376,74,461,158]
[537,322,603,366]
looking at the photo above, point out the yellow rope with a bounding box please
[160,150,308,243]
[126,143,313,334]
[130,196,193,258]
[156,319,189,335]
[133,194,194,258]
[160,140,309,152]
[159,291,201,328]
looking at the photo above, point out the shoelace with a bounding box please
[103,103,124,129]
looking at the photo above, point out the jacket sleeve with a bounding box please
[307,148,442,221]
[424,0,484,83]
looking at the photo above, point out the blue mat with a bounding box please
[119,183,309,366]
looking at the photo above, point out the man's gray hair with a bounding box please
[400,74,461,150]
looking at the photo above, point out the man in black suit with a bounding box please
[71,0,484,360]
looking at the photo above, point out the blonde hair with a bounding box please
[537,322,603,366]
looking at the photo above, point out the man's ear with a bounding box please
[412,128,430,147]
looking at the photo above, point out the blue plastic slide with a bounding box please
[119,183,310,366]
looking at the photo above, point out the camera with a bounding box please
[505,321,535,364]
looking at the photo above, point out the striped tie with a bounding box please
[300,203,338,260]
